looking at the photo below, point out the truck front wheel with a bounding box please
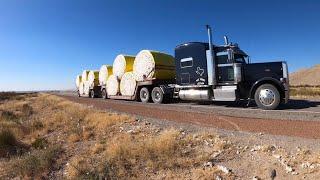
[254,84,280,110]
[101,89,107,99]
[140,87,150,103]
[151,87,164,104]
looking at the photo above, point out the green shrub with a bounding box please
[31,137,48,149]
[0,129,17,149]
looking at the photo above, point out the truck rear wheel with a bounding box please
[254,84,280,110]
[101,89,107,99]
[151,87,164,104]
[90,89,95,98]
[140,87,150,103]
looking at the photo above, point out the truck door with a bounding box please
[216,52,235,84]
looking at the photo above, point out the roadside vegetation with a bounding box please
[290,86,320,97]
[0,93,320,179]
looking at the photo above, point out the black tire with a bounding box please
[77,91,81,97]
[254,84,280,110]
[101,89,107,99]
[90,89,95,98]
[151,87,164,104]
[140,87,150,103]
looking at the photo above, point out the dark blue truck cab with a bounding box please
[173,26,289,110]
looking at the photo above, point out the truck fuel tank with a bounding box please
[178,89,212,101]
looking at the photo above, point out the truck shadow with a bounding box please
[200,99,320,110]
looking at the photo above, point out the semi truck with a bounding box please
[87,25,289,110]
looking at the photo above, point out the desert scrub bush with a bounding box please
[31,120,44,130]
[13,145,62,178]
[21,104,33,116]
[66,156,102,179]
[0,110,18,123]
[31,137,48,149]
[0,129,17,149]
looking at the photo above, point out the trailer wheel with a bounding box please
[101,89,107,99]
[254,84,280,110]
[140,87,150,103]
[90,89,95,98]
[77,91,80,97]
[152,87,164,104]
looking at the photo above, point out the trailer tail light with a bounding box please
[234,63,242,84]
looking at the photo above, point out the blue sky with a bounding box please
[0,0,319,91]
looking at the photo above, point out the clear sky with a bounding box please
[0,0,319,91]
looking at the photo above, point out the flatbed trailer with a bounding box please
[99,78,175,103]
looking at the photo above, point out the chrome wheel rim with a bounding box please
[154,92,161,101]
[259,89,275,106]
[141,91,148,100]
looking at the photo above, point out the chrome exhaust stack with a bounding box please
[206,25,217,86]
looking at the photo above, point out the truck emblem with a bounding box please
[196,78,205,85]
[196,67,204,76]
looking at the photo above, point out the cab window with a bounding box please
[216,52,230,64]
[234,54,246,64]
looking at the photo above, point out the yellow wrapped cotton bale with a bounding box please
[133,50,175,81]
[88,70,99,87]
[113,54,135,80]
[99,65,113,85]
[106,75,119,96]
[76,75,82,88]
[120,72,136,96]
[82,70,90,82]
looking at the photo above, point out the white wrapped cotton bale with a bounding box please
[133,50,175,81]
[79,82,84,95]
[99,65,113,85]
[76,75,82,88]
[82,70,90,82]
[120,72,136,96]
[88,70,99,87]
[83,81,90,95]
[106,75,119,96]
[113,54,135,80]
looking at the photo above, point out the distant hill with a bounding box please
[290,64,320,86]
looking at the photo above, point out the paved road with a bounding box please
[56,93,320,139]
[57,91,320,121]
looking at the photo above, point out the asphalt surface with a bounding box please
[55,92,320,139]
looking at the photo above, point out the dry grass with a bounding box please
[290,86,320,97]
[12,145,62,178]
[1,92,319,179]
